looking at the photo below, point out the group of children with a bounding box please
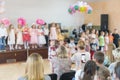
[0,23,49,51]
[48,27,120,72]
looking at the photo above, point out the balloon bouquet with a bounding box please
[68,1,93,14]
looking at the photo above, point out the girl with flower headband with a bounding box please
[22,24,30,49]
[30,24,38,48]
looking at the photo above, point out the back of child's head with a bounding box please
[94,51,104,64]
[97,66,111,80]
[115,62,120,80]
[77,40,85,50]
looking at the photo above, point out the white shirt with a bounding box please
[71,51,90,70]
[44,28,49,35]
[0,27,7,38]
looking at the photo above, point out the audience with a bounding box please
[93,51,111,80]
[18,53,51,80]
[71,40,90,70]
[75,60,97,80]
[114,62,120,80]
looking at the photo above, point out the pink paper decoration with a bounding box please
[17,17,26,26]
[36,19,45,25]
[1,18,10,27]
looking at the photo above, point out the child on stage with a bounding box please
[37,25,46,47]
[30,24,38,48]
[7,24,15,51]
[0,23,7,51]
[49,23,57,40]
[22,24,30,49]
[15,24,23,49]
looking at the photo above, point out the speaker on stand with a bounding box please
[101,14,108,32]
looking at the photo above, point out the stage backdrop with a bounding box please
[0,0,84,28]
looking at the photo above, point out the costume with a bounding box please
[49,27,57,40]
[37,29,46,45]
[16,28,23,45]
[22,27,30,49]
[8,29,15,50]
[30,28,38,44]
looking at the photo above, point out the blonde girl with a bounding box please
[18,53,51,80]
[8,24,15,51]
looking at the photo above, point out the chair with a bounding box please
[48,73,57,80]
[59,70,75,80]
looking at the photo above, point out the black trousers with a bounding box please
[45,35,48,47]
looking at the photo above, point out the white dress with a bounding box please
[16,29,23,45]
[49,27,57,40]
[37,29,46,44]
[8,29,15,45]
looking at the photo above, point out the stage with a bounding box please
[0,47,48,64]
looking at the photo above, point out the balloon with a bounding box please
[68,8,72,13]
[80,7,85,12]
[17,17,26,26]
[74,5,79,10]
[1,18,10,27]
[88,10,92,14]
[36,19,45,25]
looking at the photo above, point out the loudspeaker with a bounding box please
[101,14,108,31]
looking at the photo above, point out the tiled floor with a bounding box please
[0,60,51,80]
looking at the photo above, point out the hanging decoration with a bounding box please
[68,1,93,14]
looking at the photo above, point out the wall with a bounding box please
[84,0,120,33]
[0,0,84,28]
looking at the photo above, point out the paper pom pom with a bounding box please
[1,18,10,27]
[36,19,45,25]
[17,17,26,26]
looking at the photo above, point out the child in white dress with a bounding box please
[49,23,57,40]
[8,24,15,51]
[15,24,23,49]
[48,40,57,72]
[37,25,46,47]
[104,32,109,54]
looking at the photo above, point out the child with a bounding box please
[90,38,97,60]
[71,40,90,70]
[104,32,109,54]
[85,39,90,52]
[37,25,46,47]
[108,31,114,43]
[49,23,57,40]
[79,32,86,41]
[99,31,105,51]
[22,24,30,49]
[112,29,119,48]
[48,40,57,72]
[43,23,49,47]
[15,24,23,49]
[69,37,76,57]
[30,24,38,48]
[7,24,15,51]
[0,23,7,51]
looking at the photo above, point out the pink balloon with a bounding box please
[17,17,26,26]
